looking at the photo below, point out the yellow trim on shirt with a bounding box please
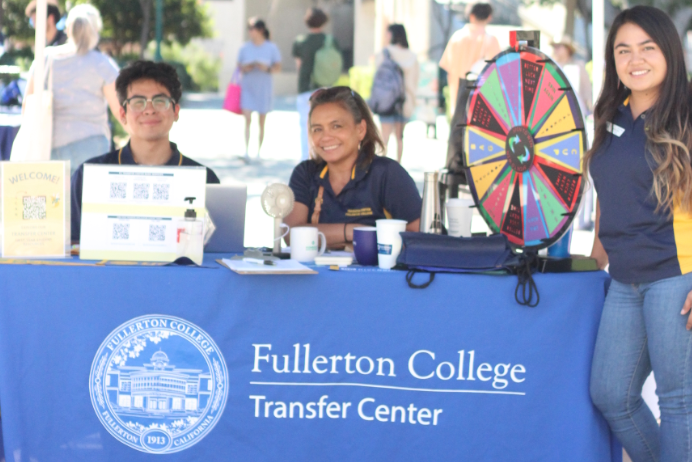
[673,205,692,274]
[383,209,393,219]
[623,97,630,106]
[351,165,356,180]
[320,165,328,179]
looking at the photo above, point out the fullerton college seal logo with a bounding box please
[89,315,229,454]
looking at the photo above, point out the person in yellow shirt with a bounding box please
[439,3,501,117]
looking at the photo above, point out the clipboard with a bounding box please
[217,258,317,275]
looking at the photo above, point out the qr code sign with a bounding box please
[133,183,150,200]
[110,182,127,199]
[23,196,46,220]
[149,224,166,242]
[112,223,130,240]
[153,184,170,201]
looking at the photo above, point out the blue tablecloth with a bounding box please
[0,255,620,461]
[0,126,19,161]
[0,112,21,160]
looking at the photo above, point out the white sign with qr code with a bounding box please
[79,164,207,262]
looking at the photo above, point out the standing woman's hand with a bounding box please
[681,291,692,330]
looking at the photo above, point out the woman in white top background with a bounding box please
[24,4,121,175]
[374,24,419,164]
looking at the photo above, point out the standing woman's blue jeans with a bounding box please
[590,273,692,462]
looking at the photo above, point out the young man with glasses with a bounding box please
[70,60,220,241]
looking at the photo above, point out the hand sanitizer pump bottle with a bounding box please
[177,197,204,265]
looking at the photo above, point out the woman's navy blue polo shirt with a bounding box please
[289,153,422,225]
[591,98,691,284]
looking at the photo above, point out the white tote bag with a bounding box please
[10,54,53,162]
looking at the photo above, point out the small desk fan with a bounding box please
[261,183,295,254]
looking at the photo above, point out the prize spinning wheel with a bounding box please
[462,47,586,250]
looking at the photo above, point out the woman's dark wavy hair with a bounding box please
[248,17,270,40]
[388,24,409,48]
[116,60,182,108]
[308,87,384,166]
[583,6,692,214]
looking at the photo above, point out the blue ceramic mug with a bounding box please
[353,227,378,266]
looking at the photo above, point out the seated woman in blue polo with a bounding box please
[285,86,422,247]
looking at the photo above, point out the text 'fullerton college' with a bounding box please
[252,343,527,390]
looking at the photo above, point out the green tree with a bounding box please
[78,0,213,56]
[0,0,212,57]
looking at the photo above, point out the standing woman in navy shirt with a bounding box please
[285,87,421,247]
[587,7,692,462]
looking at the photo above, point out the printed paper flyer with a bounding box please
[79,164,206,262]
[1,162,67,257]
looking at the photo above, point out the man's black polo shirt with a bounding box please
[289,153,422,225]
[70,142,220,241]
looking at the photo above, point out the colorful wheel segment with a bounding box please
[462,48,586,250]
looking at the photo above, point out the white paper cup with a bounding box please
[290,227,326,262]
[375,219,407,269]
[446,198,475,237]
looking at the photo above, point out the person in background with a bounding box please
[586,7,692,462]
[551,35,595,230]
[374,24,419,164]
[285,87,421,248]
[25,0,67,47]
[439,2,500,118]
[238,17,281,163]
[551,35,593,116]
[23,3,121,176]
[70,61,220,241]
[292,7,339,162]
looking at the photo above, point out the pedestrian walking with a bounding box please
[23,3,121,175]
[25,0,67,47]
[238,17,281,162]
[551,35,593,117]
[292,7,342,162]
[439,3,500,118]
[551,35,595,230]
[587,7,692,462]
[372,24,418,164]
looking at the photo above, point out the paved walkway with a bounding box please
[170,92,594,254]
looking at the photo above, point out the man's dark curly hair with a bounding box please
[115,60,182,109]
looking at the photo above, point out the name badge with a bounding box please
[606,122,625,137]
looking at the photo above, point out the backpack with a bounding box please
[368,49,405,116]
[311,35,343,87]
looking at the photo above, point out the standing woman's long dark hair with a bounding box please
[583,6,691,214]
[388,24,409,48]
[248,17,270,40]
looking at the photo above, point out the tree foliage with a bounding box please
[0,0,212,56]
[76,0,213,56]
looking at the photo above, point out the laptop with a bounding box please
[205,184,247,253]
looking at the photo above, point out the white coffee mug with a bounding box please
[446,198,475,237]
[375,219,407,269]
[290,227,326,262]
